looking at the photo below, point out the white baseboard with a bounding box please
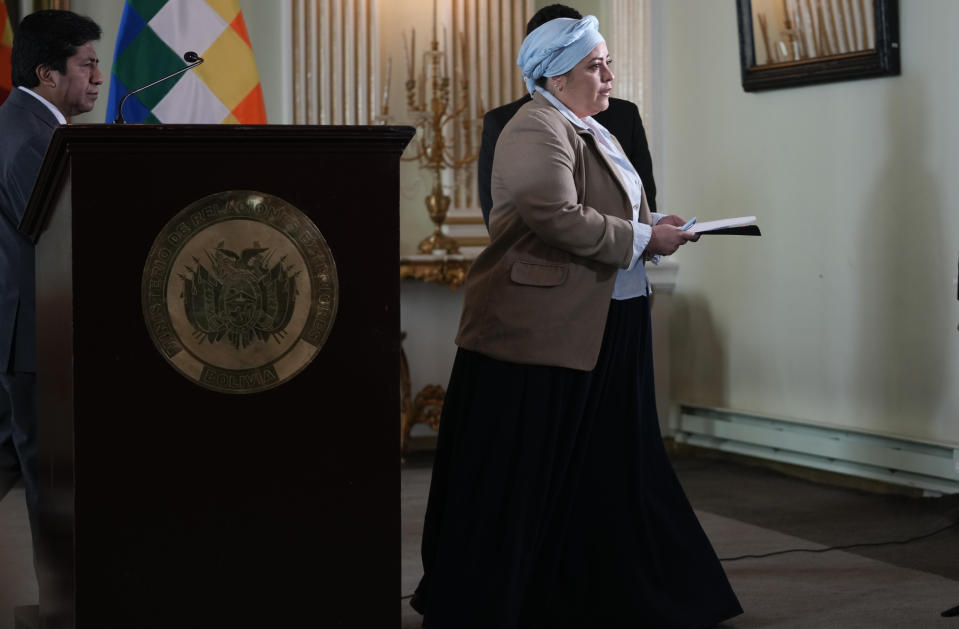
[673,406,959,495]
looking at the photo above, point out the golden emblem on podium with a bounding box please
[142,190,338,394]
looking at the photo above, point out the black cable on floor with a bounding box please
[719,518,959,561]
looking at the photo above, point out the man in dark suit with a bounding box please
[0,9,101,543]
[478,4,657,228]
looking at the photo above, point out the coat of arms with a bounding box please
[181,242,299,350]
[142,190,338,394]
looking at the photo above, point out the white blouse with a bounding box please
[536,87,661,299]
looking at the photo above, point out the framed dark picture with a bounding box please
[736,0,899,92]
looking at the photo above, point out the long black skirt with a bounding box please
[412,297,742,628]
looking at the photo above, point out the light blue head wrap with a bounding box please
[516,15,605,96]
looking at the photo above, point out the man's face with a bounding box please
[49,41,102,117]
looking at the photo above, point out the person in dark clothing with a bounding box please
[0,9,102,552]
[412,12,740,628]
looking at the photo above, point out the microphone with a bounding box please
[113,51,205,123]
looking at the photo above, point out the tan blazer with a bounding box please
[456,92,653,371]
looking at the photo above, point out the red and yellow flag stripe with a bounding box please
[0,0,14,105]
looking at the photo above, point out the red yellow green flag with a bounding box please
[0,1,13,105]
[106,0,266,123]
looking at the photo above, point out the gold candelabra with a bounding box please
[402,5,479,255]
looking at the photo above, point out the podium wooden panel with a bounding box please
[18,124,414,628]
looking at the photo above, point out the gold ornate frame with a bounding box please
[737,0,899,91]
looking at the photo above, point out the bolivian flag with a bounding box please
[0,0,13,105]
[105,0,266,123]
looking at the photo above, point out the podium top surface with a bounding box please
[20,124,415,241]
[47,122,415,144]
[38,123,416,162]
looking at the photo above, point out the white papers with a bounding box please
[689,216,757,234]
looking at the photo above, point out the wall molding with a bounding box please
[673,406,959,495]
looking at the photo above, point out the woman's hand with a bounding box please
[648,218,699,256]
[658,215,700,241]
[657,215,690,228]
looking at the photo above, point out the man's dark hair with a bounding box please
[526,4,582,35]
[11,10,101,88]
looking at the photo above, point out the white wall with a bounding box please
[661,1,959,446]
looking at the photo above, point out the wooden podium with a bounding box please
[16,124,414,628]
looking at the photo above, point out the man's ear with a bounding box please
[35,64,58,89]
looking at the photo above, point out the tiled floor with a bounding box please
[400,450,959,628]
[0,486,35,629]
[3,452,958,628]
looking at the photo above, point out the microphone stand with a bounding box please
[114,52,204,124]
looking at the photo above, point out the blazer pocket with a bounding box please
[510,260,568,287]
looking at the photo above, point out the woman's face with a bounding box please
[549,42,613,118]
